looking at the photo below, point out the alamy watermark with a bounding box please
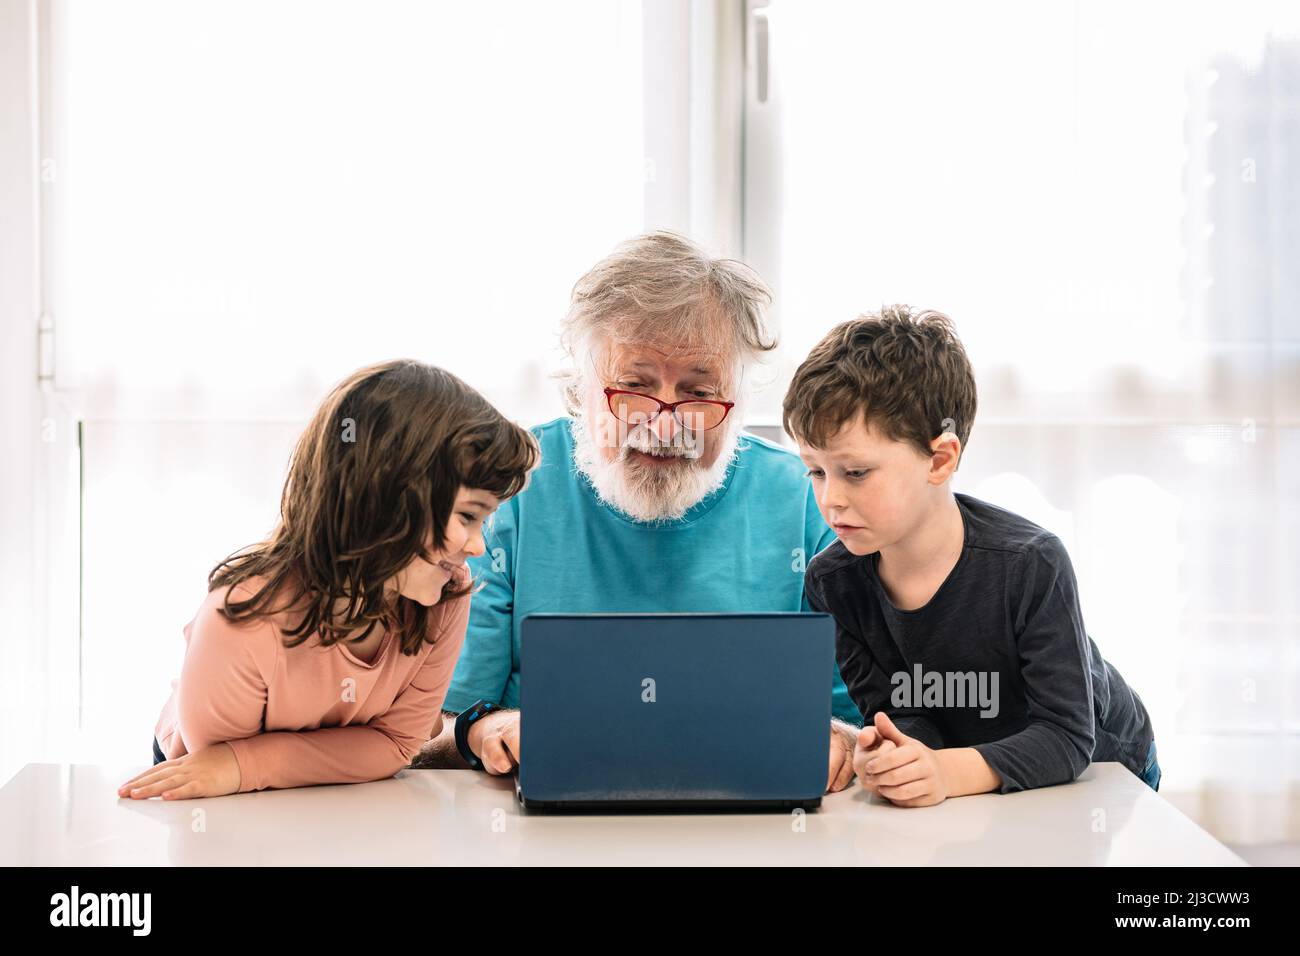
[49,886,151,936]
[891,664,1000,718]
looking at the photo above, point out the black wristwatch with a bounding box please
[454,699,500,771]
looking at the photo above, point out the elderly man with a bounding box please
[416,231,862,793]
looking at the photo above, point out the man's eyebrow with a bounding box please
[625,360,720,378]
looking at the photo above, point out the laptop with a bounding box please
[516,612,834,812]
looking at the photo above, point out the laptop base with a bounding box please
[516,783,823,814]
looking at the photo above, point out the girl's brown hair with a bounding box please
[209,360,538,655]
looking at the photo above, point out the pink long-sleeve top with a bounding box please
[153,568,471,792]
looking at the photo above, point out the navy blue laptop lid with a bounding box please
[518,613,833,807]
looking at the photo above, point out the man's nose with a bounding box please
[648,401,682,443]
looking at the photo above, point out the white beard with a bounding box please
[571,413,743,524]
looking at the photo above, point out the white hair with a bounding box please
[555,230,776,412]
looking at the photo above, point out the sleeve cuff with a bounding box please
[225,737,263,792]
[442,686,500,716]
[970,742,1027,794]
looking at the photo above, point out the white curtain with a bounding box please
[40,0,647,769]
[748,0,1300,842]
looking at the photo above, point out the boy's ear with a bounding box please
[928,432,962,483]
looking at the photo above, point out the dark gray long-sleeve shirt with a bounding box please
[804,492,1154,793]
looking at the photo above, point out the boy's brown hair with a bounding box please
[782,305,977,463]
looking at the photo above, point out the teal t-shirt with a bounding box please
[444,417,862,725]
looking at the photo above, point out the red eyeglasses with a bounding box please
[604,387,735,432]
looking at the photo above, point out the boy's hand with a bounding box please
[826,720,858,793]
[117,743,241,800]
[852,720,898,798]
[857,712,949,808]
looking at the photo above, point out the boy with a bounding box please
[783,306,1157,806]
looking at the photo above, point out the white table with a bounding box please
[0,762,1245,866]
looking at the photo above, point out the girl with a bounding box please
[119,360,537,799]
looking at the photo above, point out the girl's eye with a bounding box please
[459,512,478,523]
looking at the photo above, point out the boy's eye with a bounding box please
[846,470,870,479]
[804,469,824,479]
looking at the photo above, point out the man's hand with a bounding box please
[826,720,858,793]
[468,710,521,774]
[117,743,242,800]
[854,712,949,808]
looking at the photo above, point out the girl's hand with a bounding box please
[858,712,950,808]
[117,743,242,800]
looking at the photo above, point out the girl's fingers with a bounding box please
[162,780,202,800]
[118,763,181,795]
[117,773,149,794]
[119,761,175,790]
[128,771,187,799]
